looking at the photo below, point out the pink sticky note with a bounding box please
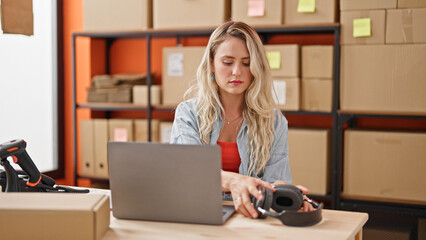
[114,128,128,142]
[248,0,265,17]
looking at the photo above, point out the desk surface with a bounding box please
[101,209,368,240]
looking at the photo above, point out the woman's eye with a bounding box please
[223,61,232,65]
[243,62,250,66]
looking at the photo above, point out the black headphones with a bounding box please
[253,184,323,226]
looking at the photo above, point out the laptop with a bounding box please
[107,142,235,225]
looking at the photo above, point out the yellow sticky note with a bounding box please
[266,51,281,70]
[297,0,316,13]
[353,18,371,38]
[247,0,265,17]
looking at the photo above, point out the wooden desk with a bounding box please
[101,209,368,240]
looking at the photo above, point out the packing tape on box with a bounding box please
[401,9,414,43]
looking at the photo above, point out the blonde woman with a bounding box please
[170,21,314,218]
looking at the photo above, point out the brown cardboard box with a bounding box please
[343,130,426,203]
[340,44,426,113]
[273,77,300,111]
[386,8,426,44]
[398,0,426,8]
[284,0,337,25]
[364,227,410,240]
[264,44,300,77]
[108,119,133,142]
[340,10,386,45]
[80,120,95,177]
[162,47,205,106]
[133,85,161,105]
[134,119,160,142]
[340,0,397,10]
[288,128,331,195]
[160,121,174,143]
[231,0,284,26]
[301,45,333,78]
[83,0,152,31]
[0,0,33,36]
[0,193,110,240]
[153,0,230,29]
[94,119,109,178]
[301,78,333,112]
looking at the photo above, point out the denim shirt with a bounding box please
[170,98,292,185]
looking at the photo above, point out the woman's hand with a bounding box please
[221,171,275,218]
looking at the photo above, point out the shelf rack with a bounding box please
[71,23,341,205]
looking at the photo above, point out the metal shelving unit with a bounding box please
[71,24,341,204]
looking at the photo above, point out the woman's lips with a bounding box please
[229,80,243,85]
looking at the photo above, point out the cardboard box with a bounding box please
[162,47,205,106]
[301,78,333,112]
[159,121,174,143]
[288,128,331,195]
[153,0,230,29]
[108,119,133,142]
[386,8,426,44]
[340,10,386,45]
[231,0,284,26]
[398,0,426,8]
[340,44,426,113]
[340,0,397,10]
[80,120,96,177]
[284,0,337,25]
[0,0,33,36]
[134,119,159,142]
[0,193,110,240]
[264,44,299,77]
[94,119,109,178]
[83,0,152,31]
[301,45,333,78]
[343,130,426,203]
[273,77,300,111]
[133,85,161,105]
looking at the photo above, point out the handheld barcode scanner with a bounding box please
[0,139,88,193]
[254,184,323,226]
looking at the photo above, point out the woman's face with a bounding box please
[212,37,253,98]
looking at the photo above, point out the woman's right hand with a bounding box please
[221,171,275,218]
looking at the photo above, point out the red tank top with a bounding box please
[217,142,241,173]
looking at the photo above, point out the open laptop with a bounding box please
[107,142,235,225]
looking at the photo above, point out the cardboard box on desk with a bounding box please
[386,8,426,44]
[83,0,152,31]
[301,45,333,78]
[340,44,426,113]
[264,44,299,77]
[0,193,110,240]
[340,0,397,11]
[272,77,300,111]
[162,47,205,106]
[343,130,426,203]
[301,78,333,112]
[231,0,284,26]
[340,10,386,45]
[284,0,337,25]
[288,128,331,195]
[153,0,230,29]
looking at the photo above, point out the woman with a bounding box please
[170,21,314,218]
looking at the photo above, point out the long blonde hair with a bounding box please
[186,21,276,176]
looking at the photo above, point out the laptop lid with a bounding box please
[107,142,234,225]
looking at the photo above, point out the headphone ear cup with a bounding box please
[271,184,304,212]
[254,187,273,219]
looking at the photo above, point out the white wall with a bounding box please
[0,0,57,172]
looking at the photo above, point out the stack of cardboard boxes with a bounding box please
[340,0,426,205]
